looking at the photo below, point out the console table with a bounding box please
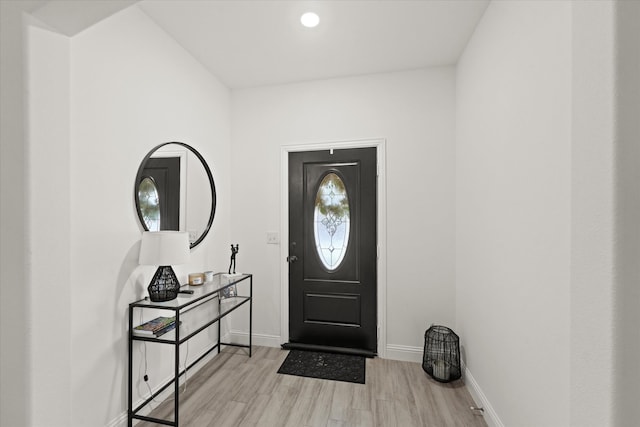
[127,273,252,427]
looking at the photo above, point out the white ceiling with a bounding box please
[31,0,139,36]
[137,0,489,89]
[31,0,489,89]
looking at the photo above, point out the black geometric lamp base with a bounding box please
[147,265,180,302]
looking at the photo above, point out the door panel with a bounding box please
[288,147,377,354]
[304,292,361,326]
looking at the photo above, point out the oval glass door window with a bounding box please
[138,177,160,231]
[314,173,350,270]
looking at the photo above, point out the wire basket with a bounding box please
[422,325,461,382]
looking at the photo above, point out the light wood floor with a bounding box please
[137,346,488,427]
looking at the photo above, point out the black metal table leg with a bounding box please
[249,276,253,357]
[174,311,180,426]
[128,306,134,427]
[217,296,221,354]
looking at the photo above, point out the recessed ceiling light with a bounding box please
[300,12,320,28]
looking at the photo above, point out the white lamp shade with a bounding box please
[139,231,190,266]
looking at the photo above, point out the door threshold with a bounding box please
[281,342,376,358]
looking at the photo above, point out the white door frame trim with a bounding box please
[279,138,387,357]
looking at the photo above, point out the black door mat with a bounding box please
[277,349,365,384]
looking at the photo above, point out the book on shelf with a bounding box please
[133,316,175,337]
[153,321,181,337]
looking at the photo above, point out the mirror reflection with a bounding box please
[138,177,160,231]
[134,142,216,248]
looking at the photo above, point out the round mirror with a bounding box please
[134,142,216,248]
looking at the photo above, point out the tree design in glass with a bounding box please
[314,173,350,270]
[138,177,160,231]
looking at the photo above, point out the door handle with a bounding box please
[287,255,298,263]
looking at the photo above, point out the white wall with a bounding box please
[613,2,640,424]
[230,68,456,357]
[23,5,232,426]
[456,1,571,426]
[0,2,46,426]
[571,1,640,426]
[570,2,617,425]
[26,20,73,426]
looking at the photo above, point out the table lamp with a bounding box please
[139,231,190,302]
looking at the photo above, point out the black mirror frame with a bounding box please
[134,142,216,249]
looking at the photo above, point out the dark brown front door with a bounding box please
[287,147,377,355]
[138,157,180,231]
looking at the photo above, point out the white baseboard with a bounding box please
[227,330,282,348]
[464,366,504,427]
[385,344,423,362]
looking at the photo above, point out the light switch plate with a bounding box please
[266,232,280,244]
